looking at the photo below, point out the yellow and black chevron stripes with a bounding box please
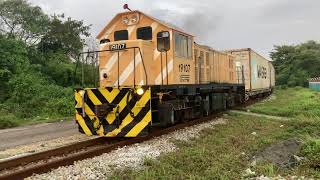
[74,87,151,137]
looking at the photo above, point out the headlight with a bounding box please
[136,88,144,95]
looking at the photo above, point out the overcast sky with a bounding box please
[29,0,320,58]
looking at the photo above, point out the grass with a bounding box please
[110,114,320,179]
[111,114,286,179]
[247,87,320,118]
[109,87,320,179]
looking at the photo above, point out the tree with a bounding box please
[0,0,90,57]
[39,14,91,59]
[271,40,320,87]
[0,35,28,101]
[0,0,49,45]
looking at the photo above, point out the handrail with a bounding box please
[137,47,148,86]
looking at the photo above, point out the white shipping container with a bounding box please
[226,48,274,93]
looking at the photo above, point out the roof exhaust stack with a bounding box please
[123,4,132,11]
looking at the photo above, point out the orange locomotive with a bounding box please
[74,9,272,137]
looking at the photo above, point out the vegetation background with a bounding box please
[0,0,97,128]
[0,0,319,128]
[271,41,320,87]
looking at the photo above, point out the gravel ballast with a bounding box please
[27,118,227,180]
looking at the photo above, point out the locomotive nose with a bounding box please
[74,87,152,137]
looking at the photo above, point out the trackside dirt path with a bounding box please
[0,120,77,150]
[229,110,291,121]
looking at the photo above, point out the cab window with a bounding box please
[114,30,128,41]
[137,26,152,40]
[174,32,192,59]
[157,31,170,52]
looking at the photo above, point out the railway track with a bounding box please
[0,113,223,179]
[0,97,263,179]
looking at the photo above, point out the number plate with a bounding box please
[110,43,126,51]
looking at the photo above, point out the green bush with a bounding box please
[5,70,73,119]
[0,113,19,129]
[302,140,320,162]
[41,87,74,116]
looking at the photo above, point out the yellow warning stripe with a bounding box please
[76,114,93,135]
[105,89,150,137]
[92,116,104,136]
[85,90,106,134]
[106,92,129,124]
[74,90,104,136]
[75,91,83,108]
[84,103,95,116]
[125,110,151,137]
[86,89,104,135]
[87,89,102,105]
[87,88,127,125]
[75,87,152,137]
[100,88,120,103]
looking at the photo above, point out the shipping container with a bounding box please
[269,62,275,88]
[225,48,274,95]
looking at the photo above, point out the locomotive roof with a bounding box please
[96,10,193,39]
[194,42,231,56]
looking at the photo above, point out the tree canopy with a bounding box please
[0,0,90,50]
[39,14,91,58]
[271,40,320,87]
[0,0,49,44]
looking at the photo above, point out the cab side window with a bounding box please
[174,32,192,59]
[157,31,170,52]
[137,26,152,40]
[114,30,128,41]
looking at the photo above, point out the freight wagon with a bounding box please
[225,48,275,98]
[74,10,273,138]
